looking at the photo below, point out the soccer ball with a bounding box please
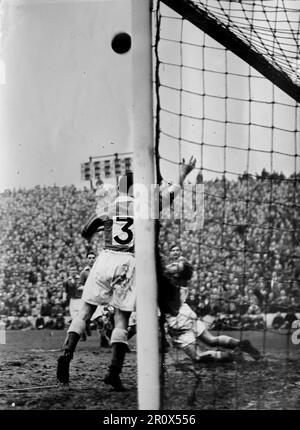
[111,32,131,54]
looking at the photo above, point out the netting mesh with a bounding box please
[186,0,300,84]
[154,0,300,410]
[161,0,300,101]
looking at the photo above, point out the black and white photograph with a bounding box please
[0,0,300,413]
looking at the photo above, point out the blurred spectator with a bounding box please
[272,312,285,330]
[186,289,199,312]
[0,185,99,330]
[35,315,45,330]
[40,298,52,320]
[275,289,290,308]
[0,173,299,330]
[283,307,298,330]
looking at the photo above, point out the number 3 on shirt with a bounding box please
[112,216,134,246]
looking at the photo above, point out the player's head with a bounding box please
[118,171,134,196]
[170,245,181,260]
[86,251,96,266]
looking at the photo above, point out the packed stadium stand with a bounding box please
[0,174,300,330]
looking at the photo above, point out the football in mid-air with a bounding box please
[111,32,132,54]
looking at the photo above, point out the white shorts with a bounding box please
[69,298,83,321]
[170,319,206,348]
[166,303,206,348]
[82,249,135,312]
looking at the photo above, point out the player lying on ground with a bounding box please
[164,247,261,363]
[166,287,261,363]
[57,158,196,390]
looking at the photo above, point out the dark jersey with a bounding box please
[158,258,193,316]
[64,276,82,301]
[165,259,193,288]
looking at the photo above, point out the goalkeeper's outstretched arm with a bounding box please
[160,156,196,210]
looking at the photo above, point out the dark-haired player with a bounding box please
[165,245,194,289]
[79,251,96,286]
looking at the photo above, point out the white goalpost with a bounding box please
[131,0,160,410]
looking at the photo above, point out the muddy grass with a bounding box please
[0,330,299,410]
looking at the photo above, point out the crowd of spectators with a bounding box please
[160,172,300,330]
[0,172,299,331]
[0,185,96,330]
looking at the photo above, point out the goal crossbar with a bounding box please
[162,0,300,103]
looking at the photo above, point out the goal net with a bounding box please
[154,0,300,410]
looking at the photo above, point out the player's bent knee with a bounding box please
[111,328,128,345]
[217,335,236,346]
[200,330,217,346]
[206,336,218,347]
[196,350,234,363]
[68,318,86,336]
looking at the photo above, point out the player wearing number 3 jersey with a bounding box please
[56,158,196,390]
[57,172,136,391]
[81,195,135,312]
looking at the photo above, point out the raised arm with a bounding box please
[160,156,196,210]
[179,156,196,187]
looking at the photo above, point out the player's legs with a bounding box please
[90,305,110,347]
[104,308,131,391]
[170,325,237,364]
[57,301,97,383]
[70,299,90,341]
[199,329,239,348]
[199,329,261,360]
[66,301,97,350]
[168,325,230,363]
[182,342,234,363]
